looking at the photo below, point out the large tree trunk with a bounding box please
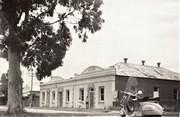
[7,46,24,114]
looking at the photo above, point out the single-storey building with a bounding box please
[0,73,7,105]
[40,59,180,111]
[23,85,40,107]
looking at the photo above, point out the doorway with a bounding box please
[46,91,50,107]
[89,88,94,109]
[58,92,63,107]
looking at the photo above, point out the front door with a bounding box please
[89,88,94,108]
[58,92,63,107]
[46,91,50,107]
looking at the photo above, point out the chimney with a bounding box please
[141,60,145,65]
[124,58,128,63]
[157,62,161,67]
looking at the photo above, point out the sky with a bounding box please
[52,0,179,78]
[0,0,179,87]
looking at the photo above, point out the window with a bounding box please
[153,87,159,98]
[79,88,84,101]
[131,86,136,93]
[99,86,104,102]
[52,91,55,104]
[173,89,179,100]
[154,87,159,91]
[114,90,118,99]
[66,90,70,102]
[42,92,45,102]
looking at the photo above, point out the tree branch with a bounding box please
[17,11,23,24]
[45,8,76,25]
[64,20,78,24]
[45,19,61,25]
[35,0,57,19]
[64,8,76,19]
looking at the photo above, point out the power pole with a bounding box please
[30,69,33,107]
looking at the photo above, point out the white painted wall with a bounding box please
[49,88,58,107]
[94,80,115,109]
[40,67,116,109]
[40,90,47,107]
[58,75,115,109]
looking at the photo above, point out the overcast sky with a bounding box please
[51,0,179,78]
[0,0,179,85]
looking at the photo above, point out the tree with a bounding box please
[0,0,104,114]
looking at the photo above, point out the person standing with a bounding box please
[86,96,89,109]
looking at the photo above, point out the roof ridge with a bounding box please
[114,62,164,68]
[114,62,180,81]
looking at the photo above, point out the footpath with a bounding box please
[0,106,121,116]
[0,106,179,117]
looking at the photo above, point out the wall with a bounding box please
[138,78,180,111]
[93,79,115,109]
[58,75,115,109]
[40,90,46,107]
[49,88,58,107]
[40,67,116,109]
[115,76,180,110]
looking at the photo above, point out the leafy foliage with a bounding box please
[0,0,104,80]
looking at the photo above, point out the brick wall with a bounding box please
[115,76,180,111]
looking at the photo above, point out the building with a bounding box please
[0,73,7,105]
[23,85,40,107]
[40,59,180,111]
[22,70,40,107]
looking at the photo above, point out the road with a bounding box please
[0,106,179,117]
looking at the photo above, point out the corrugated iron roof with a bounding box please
[114,62,180,81]
[41,76,64,85]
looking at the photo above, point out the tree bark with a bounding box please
[7,46,24,114]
